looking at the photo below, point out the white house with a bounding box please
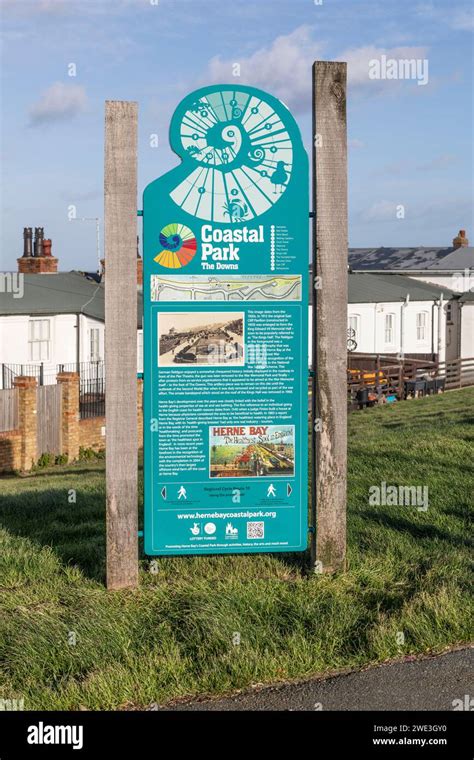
[1,228,472,385]
[346,231,474,363]
[459,290,474,360]
[309,272,459,366]
[346,274,453,360]
[348,231,473,284]
[0,271,143,388]
[0,227,143,387]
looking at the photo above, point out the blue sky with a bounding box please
[1,0,473,272]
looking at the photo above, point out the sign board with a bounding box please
[143,84,308,555]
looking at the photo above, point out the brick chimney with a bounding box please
[453,229,469,248]
[18,227,58,274]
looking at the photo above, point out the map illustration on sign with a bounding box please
[143,83,308,556]
[170,87,293,223]
[150,274,302,302]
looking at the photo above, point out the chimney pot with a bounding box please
[34,227,44,257]
[18,227,58,273]
[453,229,469,248]
[23,227,33,257]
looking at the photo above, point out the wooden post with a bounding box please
[104,101,139,589]
[376,353,381,401]
[311,62,348,574]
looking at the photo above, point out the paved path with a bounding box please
[160,648,473,711]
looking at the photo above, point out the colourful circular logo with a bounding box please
[154,223,197,268]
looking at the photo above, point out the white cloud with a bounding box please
[28,82,87,126]
[205,25,324,114]
[361,200,400,222]
[340,45,429,88]
[360,198,473,227]
[202,28,431,113]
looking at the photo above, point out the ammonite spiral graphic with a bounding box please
[154,223,197,268]
[171,88,293,223]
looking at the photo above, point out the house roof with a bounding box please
[347,273,455,303]
[423,247,474,271]
[0,270,455,319]
[459,290,474,302]
[0,271,143,327]
[348,246,474,272]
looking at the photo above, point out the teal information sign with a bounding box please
[143,84,308,555]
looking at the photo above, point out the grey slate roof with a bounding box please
[459,290,474,302]
[348,246,474,271]
[424,247,474,271]
[347,273,455,303]
[0,270,455,318]
[0,271,143,327]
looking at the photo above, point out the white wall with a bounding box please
[0,314,77,380]
[460,303,474,359]
[0,313,143,386]
[79,315,105,364]
[410,272,474,293]
[137,329,143,374]
[308,299,447,365]
[0,313,105,386]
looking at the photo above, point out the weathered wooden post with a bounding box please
[311,61,348,573]
[376,354,382,401]
[104,100,139,589]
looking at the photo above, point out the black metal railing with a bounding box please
[57,362,105,419]
[1,362,45,388]
[79,375,105,419]
[1,361,106,418]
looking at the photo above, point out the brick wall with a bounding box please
[0,430,21,473]
[57,372,80,461]
[0,375,143,473]
[17,256,58,274]
[78,416,106,451]
[14,376,37,471]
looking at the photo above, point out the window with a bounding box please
[416,311,428,342]
[446,303,453,325]
[384,313,395,345]
[90,328,100,361]
[348,314,360,345]
[28,319,50,361]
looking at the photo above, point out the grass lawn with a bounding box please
[0,389,473,710]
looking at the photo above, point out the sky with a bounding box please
[0,0,473,272]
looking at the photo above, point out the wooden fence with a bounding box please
[438,357,474,389]
[309,354,474,412]
[36,384,62,455]
[0,389,19,432]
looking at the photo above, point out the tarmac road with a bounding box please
[159,648,473,711]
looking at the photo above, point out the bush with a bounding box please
[79,446,105,462]
[36,452,55,469]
